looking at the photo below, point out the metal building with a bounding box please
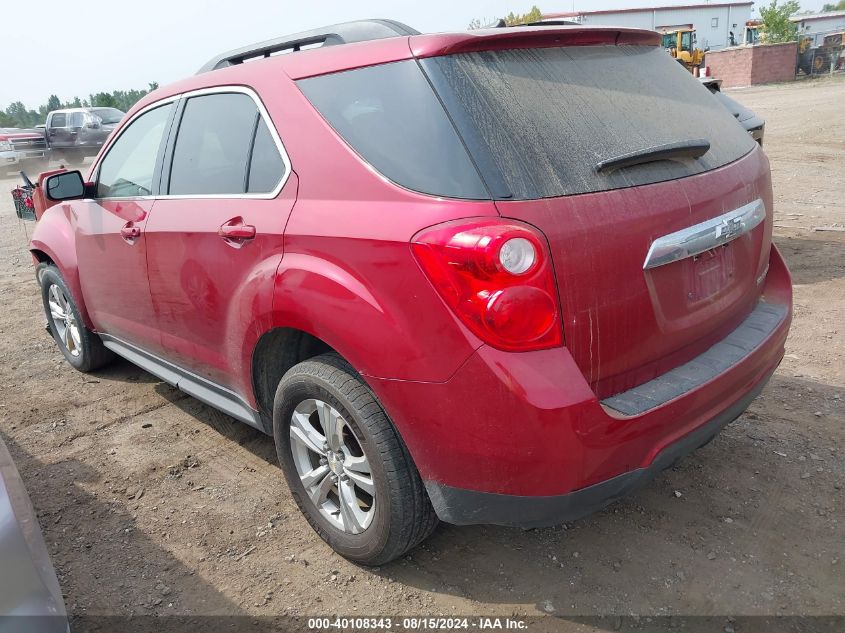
[791,10,845,45]
[543,2,754,50]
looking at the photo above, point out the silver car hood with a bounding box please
[0,435,68,632]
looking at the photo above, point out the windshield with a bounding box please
[92,108,125,124]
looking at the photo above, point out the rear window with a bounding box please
[297,60,488,200]
[421,45,757,199]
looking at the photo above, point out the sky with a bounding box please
[2,0,831,108]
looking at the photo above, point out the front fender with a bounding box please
[29,205,92,328]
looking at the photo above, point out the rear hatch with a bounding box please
[417,38,769,397]
[296,29,771,398]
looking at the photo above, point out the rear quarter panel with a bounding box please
[263,71,499,382]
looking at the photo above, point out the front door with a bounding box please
[145,90,294,391]
[74,101,176,353]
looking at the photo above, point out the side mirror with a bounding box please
[86,119,101,129]
[45,170,86,201]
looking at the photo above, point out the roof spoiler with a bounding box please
[197,19,420,74]
[410,26,661,59]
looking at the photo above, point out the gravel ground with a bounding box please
[0,77,843,631]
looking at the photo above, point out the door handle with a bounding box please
[120,224,141,240]
[218,222,256,241]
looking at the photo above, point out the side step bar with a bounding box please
[99,335,268,434]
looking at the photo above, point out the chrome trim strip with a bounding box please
[91,85,292,201]
[643,199,766,270]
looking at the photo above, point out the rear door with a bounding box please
[420,44,769,397]
[145,89,294,389]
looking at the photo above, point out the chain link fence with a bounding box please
[796,30,845,77]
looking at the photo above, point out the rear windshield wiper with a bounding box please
[595,139,711,174]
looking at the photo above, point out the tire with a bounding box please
[39,264,114,372]
[813,54,830,74]
[53,151,80,168]
[273,353,437,565]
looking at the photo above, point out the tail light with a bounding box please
[411,218,563,352]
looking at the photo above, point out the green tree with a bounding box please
[504,5,543,26]
[821,1,845,10]
[4,102,39,128]
[468,5,543,29]
[759,0,801,43]
[1,83,158,127]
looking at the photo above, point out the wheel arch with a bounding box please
[248,326,418,465]
[250,327,336,422]
[29,223,94,329]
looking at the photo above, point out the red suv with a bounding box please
[29,20,792,565]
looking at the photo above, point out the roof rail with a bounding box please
[197,19,420,74]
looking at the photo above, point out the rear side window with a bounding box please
[421,45,757,200]
[50,113,66,127]
[247,118,285,193]
[169,93,257,196]
[297,60,488,200]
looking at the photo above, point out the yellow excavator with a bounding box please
[661,28,706,72]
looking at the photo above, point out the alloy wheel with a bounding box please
[47,284,82,357]
[289,399,376,534]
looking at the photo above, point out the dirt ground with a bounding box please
[1,78,843,631]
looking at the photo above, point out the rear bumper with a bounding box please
[424,368,771,527]
[369,246,792,525]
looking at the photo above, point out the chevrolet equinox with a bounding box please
[28,19,792,565]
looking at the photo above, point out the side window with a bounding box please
[69,112,85,127]
[168,93,258,196]
[51,113,67,128]
[96,103,174,199]
[297,60,489,200]
[247,118,285,193]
